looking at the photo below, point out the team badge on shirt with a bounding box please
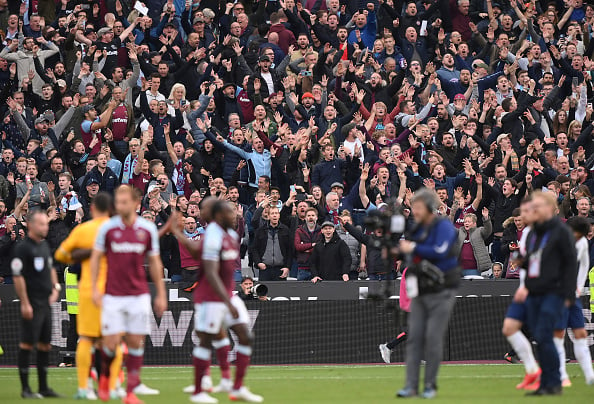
[113,230,122,239]
[34,257,45,272]
[136,230,147,241]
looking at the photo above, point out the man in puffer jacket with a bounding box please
[457,208,492,277]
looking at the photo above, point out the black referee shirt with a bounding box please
[10,237,53,306]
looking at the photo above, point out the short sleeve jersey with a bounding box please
[10,237,53,305]
[194,222,239,303]
[94,216,159,296]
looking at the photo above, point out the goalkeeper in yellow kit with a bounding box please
[55,193,123,399]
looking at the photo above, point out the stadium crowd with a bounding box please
[0,0,593,284]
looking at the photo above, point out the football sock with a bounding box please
[573,338,594,381]
[507,331,539,374]
[76,338,93,390]
[234,345,252,390]
[109,345,123,391]
[101,346,115,379]
[18,348,31,391]
[553,337,568,380]
[193,346,211,395]
[213,338,231,380]
[37,350,49,392]
[126,348,143,394]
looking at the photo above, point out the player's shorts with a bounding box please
[505,301,527,322]
[194,295,249,334]
[101,294,151,336]
[21,303,51,345]
[77,294,102,338]
[555,298,585,330]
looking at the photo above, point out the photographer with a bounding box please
[397,189,460,399]
[237,277,269,301]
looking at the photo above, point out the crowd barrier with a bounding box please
[0,282,591,365]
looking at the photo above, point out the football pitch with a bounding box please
[0,363,590,403]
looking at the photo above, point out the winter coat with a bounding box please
[457,219,493,273]
[310,232,352,280]
[251,223,293,268]
[294,224,322,267]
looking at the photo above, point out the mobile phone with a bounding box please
[290,185,296,194]
[572,77,579,87]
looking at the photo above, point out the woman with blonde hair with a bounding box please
[168,83,191,130]
[567,120,583,142]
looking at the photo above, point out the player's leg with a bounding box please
[98,294,126,402]
[227,296,262,403]
[502,302,540,389]
[75,336,95,397]
[211,329,232,393]
[566,299,594,384]
[109,343,124,397]
[572,328,594,384]
[190,302,222,403]
[124,334,146,401]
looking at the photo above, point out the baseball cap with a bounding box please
[86,178,100,186]
[193,16,204,24]
[321,221,335,228]
[454,94,466,101]
[496,133,510,144]
[302,92,314,100]
[34,116,48,125]
[97,27,113,38]
[474,62,489,70]
[81,104,96,114]
[222,82,236,91]
[43,110,55,122]
[330,182,344,190]
[56,79,67,88]
[259,54,271,62]
[147,184,159,194]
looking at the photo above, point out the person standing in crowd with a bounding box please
[310,221,351,283]
[11,210,61,399]
[293,207,321,281]
[515,191,577,396]
[251,205,292,281]
[397,189,460,399]
[457,209,492,277]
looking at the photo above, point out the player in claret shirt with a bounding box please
[189,200,263,404]
[90,185,167,404]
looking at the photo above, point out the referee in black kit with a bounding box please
[11,210,61,399]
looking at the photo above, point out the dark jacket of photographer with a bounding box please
[252,222,293,268]
[344,222,384,275]
[310,232,351,280]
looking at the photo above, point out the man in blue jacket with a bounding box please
[347,3,377,50]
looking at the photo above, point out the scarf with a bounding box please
[184,227,204,239]
[122,153,137,184]
[509,150,519,172]
[329,209,339,225]
[172,159,185,195]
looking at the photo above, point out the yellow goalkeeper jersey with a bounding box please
[55,217,110,297]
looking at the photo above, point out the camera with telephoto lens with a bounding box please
[250,283,268,297]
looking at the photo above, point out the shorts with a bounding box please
[101,294,151,336]
[505,301,527,323]
[77,294,102,338]
[555,299,585,330]
[21,304,52,345]
[194,295,249,334]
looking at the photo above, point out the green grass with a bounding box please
[0,364,590,403]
